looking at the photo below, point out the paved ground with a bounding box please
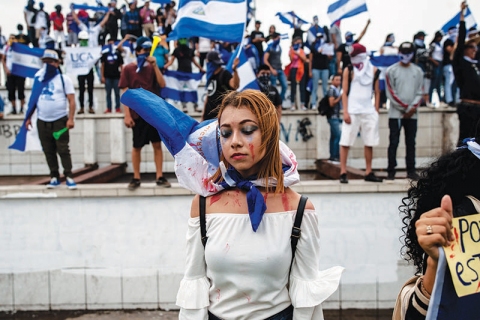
[0,309,394,320]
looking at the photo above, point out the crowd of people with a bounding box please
[0,0,478,190]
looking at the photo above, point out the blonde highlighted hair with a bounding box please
[212,89,284,193]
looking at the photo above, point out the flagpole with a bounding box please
[236,0,248,59]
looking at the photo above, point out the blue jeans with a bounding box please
[311,69,329,107]
[328,117,342,160]
[429,62,443,103]
[443,64,454,104]
[329,54,337,78]
[270,69,288,101]
[105,77,120,111]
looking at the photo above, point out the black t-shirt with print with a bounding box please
[442,39,454,66]
[204,69,233,120]
[101,49,124,78]
[250,30,265,56]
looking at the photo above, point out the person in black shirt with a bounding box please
[101,37,124,113]
[105,1,122,43]
[257,64,282,121]
[335,19,370,73]
[251,21,265,64]
[452,1,480,145]
[203,51,239,120]
[309,33,330,110]
[15,24,30,46]
[467,27,480,63]
[442,27,456,106]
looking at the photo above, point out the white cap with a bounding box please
[41,49,59,61]
[78,31,89,40]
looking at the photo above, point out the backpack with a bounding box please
[318,95,332,116]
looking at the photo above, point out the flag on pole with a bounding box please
[161,70,203,103]
[441,7,477,34]
[327,0,368,26]
[307,25,325,46]
[63,46,102,77]
[275,12,308,29]
[168,0,247,43]
[72,4,108,12]
[226,45,260,92]
[9,43,44,78]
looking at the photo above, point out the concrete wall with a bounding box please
[0,182,416,311]
[0,100,459,175]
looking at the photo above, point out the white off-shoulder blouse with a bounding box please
[176,210,344,320]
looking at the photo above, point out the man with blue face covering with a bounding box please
[24,50,77,189]
[336,19,370,74]
[385,42,423,181]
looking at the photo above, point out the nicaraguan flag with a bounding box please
[327,0,368,26]
[120,88,300,196]
[275,12,308,29]
[441,7,477,34]
[151,0,173,3]
[161,70,203,103]
[168,0,247,43]
[307,25,325,46]
[369,53,400,68]
[426,248,480,319]
[72,4,108,12]
[226,45,260,92]
[10,43,44,78]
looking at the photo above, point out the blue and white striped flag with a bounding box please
[9,43,44,78]
[161,70,203,103]
[275,12,308,29]
[226,45,259,92]
[72,4,108,12]
[441,7,477,34]
[327,0,368,26]
[168,0,247,43]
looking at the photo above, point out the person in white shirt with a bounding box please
[176,89,343,319]
[72,8,111,48]
[34,2,50,42]
[24,50,77,189]
[339,43,382,184]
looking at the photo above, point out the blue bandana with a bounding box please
[206,62,219,86]
[136,53,148,73]
[219,166,267,232]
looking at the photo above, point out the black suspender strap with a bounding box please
[199,196,208,248]
[288,195,308,283]
[290,195,308,263]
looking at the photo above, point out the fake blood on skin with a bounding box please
[249,143,255,162]
[210,194,221,206]
[281,193,289,211]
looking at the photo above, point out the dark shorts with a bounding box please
[132,116,161,149]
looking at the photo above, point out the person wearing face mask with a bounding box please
[257,64,282,121]
[287,37,307,111]
[203,50,239,121]
[24,0,38,47]
[443,27,458,107]
[24,50,77,189]
[384,42,424,181]
[119,36,169,190]
[15,24,31,46]
[335,19,370,74]
[264,30,288,103]
[427,31,444,105]
[339,43,382,184]
[2,35,26,115]
[309,33,330,110]
[452,1,480,145]
[33,2,51,46]
[50,5,65,49]
[413,31,430,106]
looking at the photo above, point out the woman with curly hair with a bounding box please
[397,124,480,318]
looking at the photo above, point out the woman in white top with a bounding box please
[176,90,342,319]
